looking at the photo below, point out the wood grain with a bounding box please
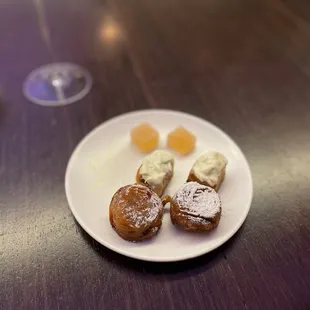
[1,0,310,309]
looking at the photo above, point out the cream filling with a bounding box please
[140,150,174,186]
[192,151,227,187]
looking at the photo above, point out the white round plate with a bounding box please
[65,110,253,262]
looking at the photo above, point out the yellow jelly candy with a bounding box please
[131,123,159,153]
[167,126,196,155]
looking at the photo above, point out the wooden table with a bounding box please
[1,0,310,309]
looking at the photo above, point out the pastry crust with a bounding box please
[170,182,221,232]
[136,165,173,197]
[109,184,164,242]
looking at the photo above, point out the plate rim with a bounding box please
[65,109,253,262]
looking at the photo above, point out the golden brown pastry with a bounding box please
[187,151,227,191]
[170,182,221,232]
[109,184,164,242]
[136,150,174,197]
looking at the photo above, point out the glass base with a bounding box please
[23,63,92,107]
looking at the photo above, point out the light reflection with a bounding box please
[99,17,121,42]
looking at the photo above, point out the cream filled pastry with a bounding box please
[187,151,227,191]
[136,150,174,196]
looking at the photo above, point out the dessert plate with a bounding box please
[65,110,253,262]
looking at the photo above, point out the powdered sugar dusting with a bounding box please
[186,215,211,225]
[173,182,221,219]
[112,184,163,228]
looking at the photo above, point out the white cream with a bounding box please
[192,151,227,187]
[140,150,174,185]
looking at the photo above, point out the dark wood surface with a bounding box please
[1,0,310,309]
